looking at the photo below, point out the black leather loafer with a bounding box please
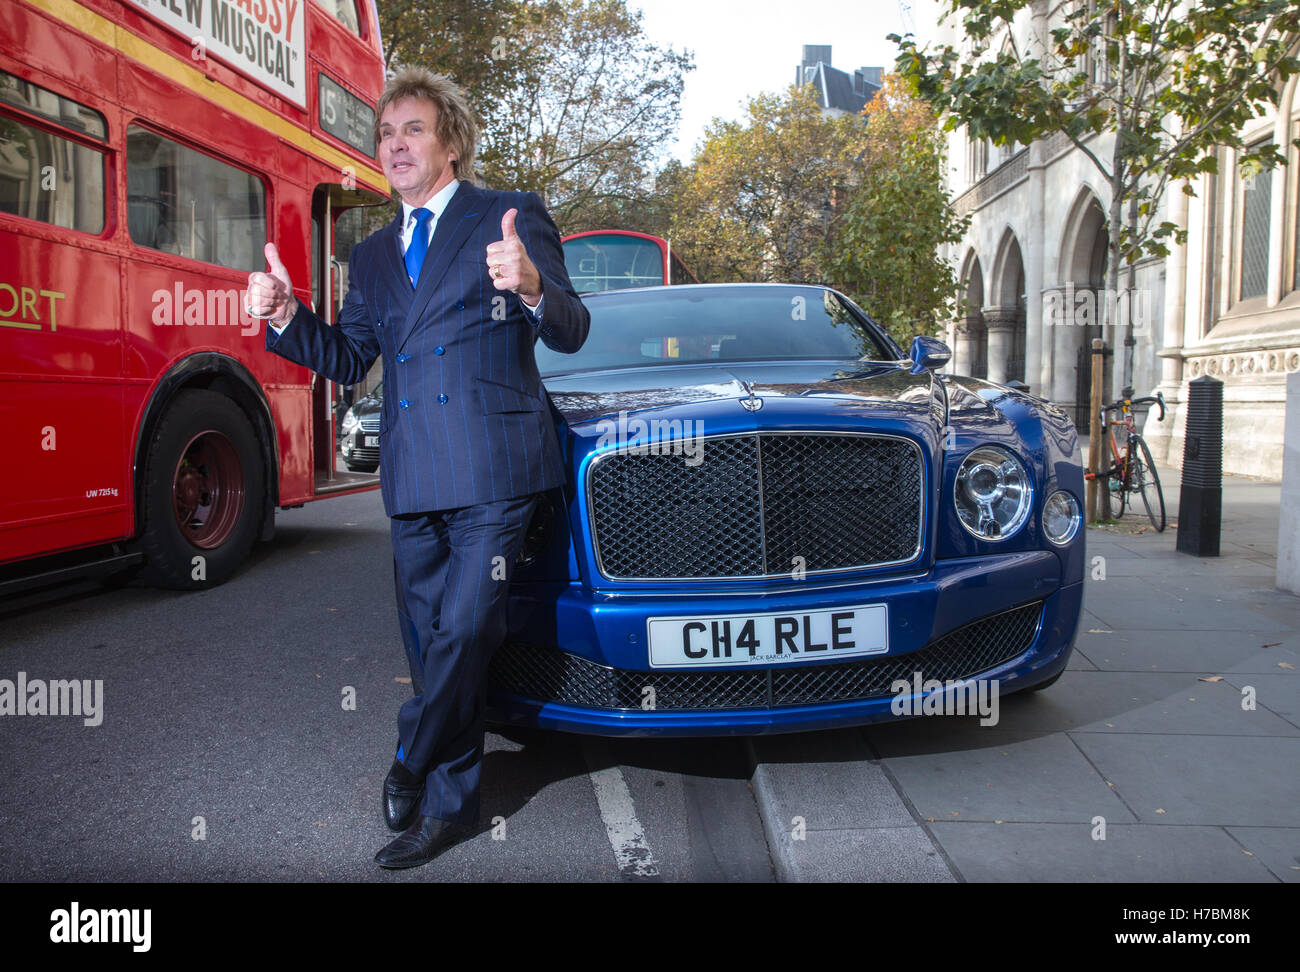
[374,815,474,869]
[382,759,425,833]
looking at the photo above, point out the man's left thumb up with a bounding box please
[501,208,519,241]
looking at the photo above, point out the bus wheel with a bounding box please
[137,389,265,589]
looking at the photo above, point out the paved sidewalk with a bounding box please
[752,464,1300,881]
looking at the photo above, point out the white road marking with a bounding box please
[582,741,660,879]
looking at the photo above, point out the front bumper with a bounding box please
[487,550,1083,736]
[340,428,381,464]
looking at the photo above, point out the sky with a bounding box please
[629,0,941,163]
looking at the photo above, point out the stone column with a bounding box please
[956,314,981,377]
[951,321,968,375]
[1024,123,1047,394]
[984,307,1018,384]
[1051,286,1084,405]
[1148,178,1190,465]
[1267,76,1296,308]
[1278,371,1300,594]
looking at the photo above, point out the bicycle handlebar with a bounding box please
[1099,390,1166,424]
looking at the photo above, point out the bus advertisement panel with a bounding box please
[125,0,307,106]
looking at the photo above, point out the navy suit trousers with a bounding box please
[391,493,540,823]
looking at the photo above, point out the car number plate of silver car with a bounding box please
[647,604,888,668]
[364,435,379,447]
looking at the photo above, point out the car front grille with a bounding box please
[587,432,923,580]
[359,417,380,433]
[488,601,1042,711]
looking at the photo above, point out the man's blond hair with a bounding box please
[374,66,478,181]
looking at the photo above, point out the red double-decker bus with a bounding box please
[561,230,697,293]
[0,0,390,591]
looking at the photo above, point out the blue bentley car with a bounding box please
[486,284,1085,735]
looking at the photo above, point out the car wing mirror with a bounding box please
[909,336,951,374]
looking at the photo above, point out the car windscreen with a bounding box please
[534,286,896,377]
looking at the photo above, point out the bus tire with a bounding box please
[137,389,265,589]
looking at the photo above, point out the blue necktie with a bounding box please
[404,207,433,286]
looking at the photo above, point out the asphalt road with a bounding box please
[0,487,782,882]
[3,469,1293,884]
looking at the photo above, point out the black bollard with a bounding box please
[1176,375,1223,556]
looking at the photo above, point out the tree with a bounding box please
[668,78,965,343]
[894,0,1300,382]
[379,0,524,107]
[671,84,869,283]
[359,0,529,236]
[477,0,693,231]
[828,75,970,340]
[374,1,691,234]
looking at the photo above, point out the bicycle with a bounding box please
[1084,388,1167,531]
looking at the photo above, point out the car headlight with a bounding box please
[954,446,1032,540]
[1042,489,1082,545]
[341,409,360,434]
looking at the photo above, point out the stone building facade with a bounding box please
[936,1,1300,478]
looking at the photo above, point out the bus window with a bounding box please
[0,71,106,233]
[564,234,665,292]
[0,70,107,139]
[562,231,697,293]
[311,0,361,35]
[0,115,106,234]
[126,126,266,271]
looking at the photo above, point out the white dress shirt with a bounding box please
[398,178,461,257]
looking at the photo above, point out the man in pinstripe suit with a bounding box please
[245,67,589,868]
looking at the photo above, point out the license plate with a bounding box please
[647,604,888,668]
[364,435,378,447]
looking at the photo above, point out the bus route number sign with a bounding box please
[318,73,375,158]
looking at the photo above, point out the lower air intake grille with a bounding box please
[489,601,1043,710]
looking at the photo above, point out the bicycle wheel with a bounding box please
[1096,429,1123,520]
[1097,473,1118,524]
[1130,435,1166,532]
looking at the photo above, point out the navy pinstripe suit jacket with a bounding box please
[266,181,590,515]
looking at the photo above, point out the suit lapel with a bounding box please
[397,181,490,349]
[378,211,408,297]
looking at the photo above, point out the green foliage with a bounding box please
[829,75,971,341]
[670,85,869,285]
[376,0,692,233]
[669,78,967,344]
[893,0,1300,269]
[380,0,521,107]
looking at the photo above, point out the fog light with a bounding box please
[1043,490,1082,545]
